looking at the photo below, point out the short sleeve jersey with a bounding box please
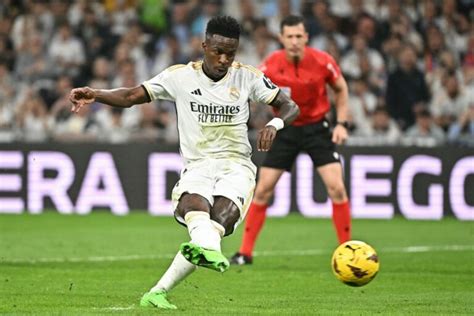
[260,47,341,126]
[142,61,279,165]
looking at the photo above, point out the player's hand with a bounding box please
[332,125,348,145]
[69,87,96,113]
[257,126,277,151]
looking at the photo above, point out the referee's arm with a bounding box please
[329,76,349,144]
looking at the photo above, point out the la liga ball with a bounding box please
[331,240,380,287]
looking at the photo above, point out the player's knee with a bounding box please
[327,183,347,202]
[210,207,240,236]
[175,193,211,218]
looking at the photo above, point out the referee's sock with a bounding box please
[332,201,351,244]
[239,202,268,257]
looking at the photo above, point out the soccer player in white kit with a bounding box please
[69,16,300,309]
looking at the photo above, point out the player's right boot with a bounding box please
[180,242,229,272]
[140,290,177,309]
[229,252,253,265]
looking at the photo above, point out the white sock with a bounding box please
[185,211,225,252]
[150,252,196,293]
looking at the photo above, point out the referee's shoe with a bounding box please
[229,252,253,265]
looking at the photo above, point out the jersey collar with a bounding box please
[199,61,231,85]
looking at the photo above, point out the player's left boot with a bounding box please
[180,242,229,272]
[140,290,177,309]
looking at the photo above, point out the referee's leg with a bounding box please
[317,162,351,244]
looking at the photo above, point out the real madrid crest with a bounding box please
[229,87,240,101]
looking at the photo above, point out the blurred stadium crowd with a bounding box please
[0,0,472,146]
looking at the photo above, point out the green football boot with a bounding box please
[180,242,230,272]
[140,290,177,309]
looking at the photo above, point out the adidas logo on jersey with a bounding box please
[190,88,202,96]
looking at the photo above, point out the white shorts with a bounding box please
[172,158,256,229]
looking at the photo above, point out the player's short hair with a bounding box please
[280,15,306,32]
[206,16,240,40]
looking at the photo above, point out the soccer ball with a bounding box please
[331,240,379,287]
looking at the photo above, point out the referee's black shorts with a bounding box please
[262,119,341,172]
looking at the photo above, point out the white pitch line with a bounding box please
[1,245,473,264]
[0,253,175,264]
[93,305,135,311]
[254,244,474,257]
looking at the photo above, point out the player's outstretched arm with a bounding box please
[69,85,149,113]
[257,91,300,151]
[269,90,300,125]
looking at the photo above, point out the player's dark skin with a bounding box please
[69,33,299,236]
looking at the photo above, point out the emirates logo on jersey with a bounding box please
[229,87,240,101]
[190,101,241,124]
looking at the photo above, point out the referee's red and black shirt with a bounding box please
[260,47,341,126]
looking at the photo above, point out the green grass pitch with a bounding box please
[0,213,473,315]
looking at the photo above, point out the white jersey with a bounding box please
[142,61,279,169]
